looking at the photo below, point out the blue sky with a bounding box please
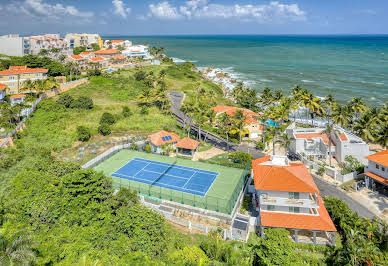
[0,0,387,35]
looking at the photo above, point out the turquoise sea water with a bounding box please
[104,35,388,105]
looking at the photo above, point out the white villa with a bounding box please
[363,150,388,192]
[287,125,369,164]
[122,45,152,59]
[252,155,337,246]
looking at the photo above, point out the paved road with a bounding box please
[312,175,376,220]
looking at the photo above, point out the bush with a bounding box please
[87,69,102,77]
[98,123,111,136]
[256,141,265,150]
[317,167,325,176]
[56,94,74,108]
[130,143,138,150]
[134,71,146,81]
[100,112,116,125]
[70,96,94,109]
[76,126,91,142]
[228,152,252,166]
[122,106,133,117]
[140,106,149,115]
[143,144,152,153]
[73,46,86,55]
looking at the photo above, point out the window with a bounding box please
[9,76,15,80]
[289,192,299,199]
[267,205,275,211]
[376,164,380,169]
[289,206,300,213]
[36,73,40,77]
[382,167,385,172]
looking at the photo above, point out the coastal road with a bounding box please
[312,175,376,220]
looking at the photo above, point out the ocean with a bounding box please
[103,35,388,105]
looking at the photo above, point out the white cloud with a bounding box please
[149,2,184,20]
[112,0,131,19]
[0,0,93,23]
[145,1,306,22]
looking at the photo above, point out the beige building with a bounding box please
[0,66,48,94]
[65,33,103,49]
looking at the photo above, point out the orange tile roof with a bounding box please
[90,57,105,62]
[94,49,120,55]
[339,132,348,141]
[252,158,319,193]
[149,130,180,146]
[10,94,26,99]
[364,172,388,186]
[294,132,335,147]
[365,150,388,167]
[175,138,200,150]
[261,195,337,232]
[213,105,261,124]
[0,83,6,90]
[70,54,84,60]
[113,55,126,60]
[80,52,91,56]
[0,66,48,75]
[111,40,123,43]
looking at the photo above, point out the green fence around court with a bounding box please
[112,162,250,215]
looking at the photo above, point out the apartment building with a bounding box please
[287,125,369,164]
[65,33,102,49]
[104,40,132,49]
[363,150,388,192]
[0,66,48,94]
[122,45,152,59]
[0,34,31,56]
[0,34,70,56]
[0,84,6,102]
[252,155,337,246]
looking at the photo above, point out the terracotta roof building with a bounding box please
[93,49,121,59]
[252,155,337,246]
[364,150,388,189]
[175,137,200,157]
[213,105,262,139]
[148,130,180,153]
[0,66,48,94]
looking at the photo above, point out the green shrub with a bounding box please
[317,167,325,176]
[134,71,146,81]
[87,69,101,77]
[98,123,111,136]
[140,106,149,115]
[76,126,91,142]
[228,152,252,166]
[144,144,152,153]
[70,96,94,109]
[122,106,133,117]
[57,94,74,108]
[256,142,265,150]
[130,143,138,150]
[100,112,116,125]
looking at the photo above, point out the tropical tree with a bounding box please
[325,122,334,167]
[0,227,36,265]
[137,89,154,107]
[232,109,247,143]
[332,104,350,128]
[268,125,283,155]
[180,102,193,136]
[260,87,273,106]
[217,112,231,150]
[193,108,208,145]
[278,133,291,156]
[353,112,379,143]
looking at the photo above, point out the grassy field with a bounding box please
[94,149,248,214]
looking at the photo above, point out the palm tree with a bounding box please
[278,133,291,156]
[376,123,388,148]
[260,87,273,106]
[194,110,208,145]
[268,126,283,156]
[232,109,247,144]
[332,104,349,128]
[20,79,35,94]
[325,123,334,167]
[347,97,368,130]
[217,113,231,150]
[353,112,378,143]
[302,92,324,126]
[273,90,283,102]
[137,89,154,107]
[180,102,192,136]
[0,228,36,265]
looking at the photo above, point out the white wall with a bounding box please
[0,35,23,56]
[366,160,388,179]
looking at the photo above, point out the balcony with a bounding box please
[260,194,318,208]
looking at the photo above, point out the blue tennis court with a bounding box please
[112,158,218,196]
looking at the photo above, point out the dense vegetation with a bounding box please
[0,58,387,264]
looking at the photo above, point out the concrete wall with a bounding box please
[0,35,23,56]
[366,161,388,179]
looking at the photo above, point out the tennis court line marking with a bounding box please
[182,171,197,189]
[112,172,207,196]
[138,169,190,181]
[132,157,218,175]
[112,158,150,175]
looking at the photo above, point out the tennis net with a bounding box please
[150,158,177,186]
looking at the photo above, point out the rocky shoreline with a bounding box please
[199,67,240,97]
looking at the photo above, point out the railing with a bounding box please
[260,195,318,208]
